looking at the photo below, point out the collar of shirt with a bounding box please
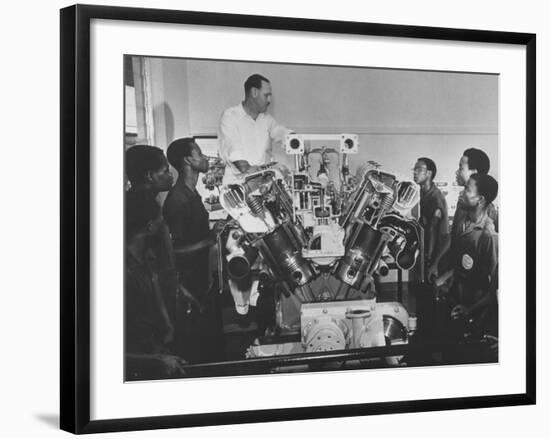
[237,102,267,123]
[422,183,437,199]
[174,182,200,199]
[459,212,492,236]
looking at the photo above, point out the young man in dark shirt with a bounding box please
[126,145,175,272]
[448,173,498,336]
[413,157,450,280]
[428,147,498,281]
[125,189,186,380]
[163,138,223,362]
[163,138,214,299]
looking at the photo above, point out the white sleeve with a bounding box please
[267,114,292,143]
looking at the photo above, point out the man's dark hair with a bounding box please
[125,189,160,240]
[463,148,490,175]
[126,145,165,186]
[418,157,437,180]
[471,173,499,205]
[166,137,195,170]
[244,74,270,96]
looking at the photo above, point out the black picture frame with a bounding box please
[60,4,536,434]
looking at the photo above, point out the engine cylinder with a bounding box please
[261,225,315,288]
[335,223,388,289]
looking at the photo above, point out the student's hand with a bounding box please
[177,284,203,313]
[212,219,228,235]
[162,322,174,345]
[427,264,439,283]
[157,354,187,377]
[434,275,447,288]
[450,304,470,320]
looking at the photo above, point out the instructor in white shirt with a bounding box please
[218,73,292,183]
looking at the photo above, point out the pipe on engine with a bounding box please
[227,246,259,281]
[377,259,390,277]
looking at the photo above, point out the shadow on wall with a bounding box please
[34,413,58,430]
[154,102,175,149]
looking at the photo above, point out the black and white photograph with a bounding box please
[53,2,538,435]
[1,0,546,435]
[124,56,500,381]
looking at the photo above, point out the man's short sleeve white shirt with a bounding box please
[218,103,289,183]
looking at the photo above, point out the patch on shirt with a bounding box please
[462,254,474,270]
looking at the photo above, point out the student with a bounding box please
[448,173,498,335]
[413,157,450,280]
[428,147,498,280]
[453,148,498,234]
[126,144,174,196]
[125,144,176,279]
[125,190,186,379]
[163,137,222,362]
[163,137,214,300]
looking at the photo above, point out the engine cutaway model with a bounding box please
[219,134,423,363]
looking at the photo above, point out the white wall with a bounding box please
[144,57,499,189]
[147,57,192,149]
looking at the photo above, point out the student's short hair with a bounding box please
[125,189,160,240]
[244,74,270,95]
[166,137,196,169]
[418,157,437,180]
[126,145,166,186]
[463,148,490,174]
[471,173,499,205]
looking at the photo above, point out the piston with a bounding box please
[261,225,315,288]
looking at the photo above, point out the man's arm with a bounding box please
[426,212,439,262]
[172,235,216,255]
[126,353,186,377]
[267,114,292,142]
[150,271,174,344]
[470,231,498,315]
[231,160,254,173]
[427,198,450,280]
[157,221,175,270]
[164,198,216,256]
[428,238,450,279]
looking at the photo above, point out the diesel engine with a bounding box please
[218,134,423,363]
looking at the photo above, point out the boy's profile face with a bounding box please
[185,144,209,173]
[149,156,173,192]
[413,160,429,184]
[456,155,475,187]
[463,177,482,209]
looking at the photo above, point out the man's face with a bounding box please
[186,143,209,173]
[455,155,473,186]
[413,160,429,184]
[252,80,272,113]
[462,178,483,209]
[149,156,173,192]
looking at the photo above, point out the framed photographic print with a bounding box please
[60,4,536,434]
